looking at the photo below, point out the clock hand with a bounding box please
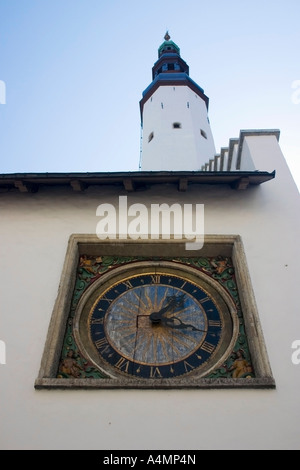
[161,315,207,332]
[149,294,185,324]
[149,303,173,324]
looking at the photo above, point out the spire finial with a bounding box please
[164,31,170,41]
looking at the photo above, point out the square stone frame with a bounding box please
[35,234,275,390]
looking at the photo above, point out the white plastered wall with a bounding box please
[0,139,300,450]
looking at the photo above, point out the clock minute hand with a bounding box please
[161,315,207,332]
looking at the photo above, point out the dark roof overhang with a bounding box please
[0,170,276,193]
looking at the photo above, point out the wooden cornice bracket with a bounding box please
[14,180,38,193]
[123,178,135,192]
[232,177,250,190]
[70,180,87,192]
[178,178,188,191]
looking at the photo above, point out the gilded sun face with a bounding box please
[105,283,207,366]
[88,271,225,379]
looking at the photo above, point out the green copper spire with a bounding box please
[158,31,180,57]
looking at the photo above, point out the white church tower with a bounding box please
[140,32,216,171]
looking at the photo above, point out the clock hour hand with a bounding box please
[149,294,185,324]
[149,303,173,324]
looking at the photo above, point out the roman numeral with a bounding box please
[94,338,111,356]
[201,341,215,354]
[95,338,108,349]
[208,320,221,327]
[91,317,104,325]
[151,275,161,284]
[183,361,195,373]
[101,293,113,304]
[122,280,133,290]
[150,366,162,378]
[199,296,210,304]
[114,357,130,373]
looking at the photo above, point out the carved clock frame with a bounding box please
[35,234,275,389]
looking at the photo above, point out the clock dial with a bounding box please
[88,271,227,379]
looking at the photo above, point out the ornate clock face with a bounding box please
[76,263,235,380]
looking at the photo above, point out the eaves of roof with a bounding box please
[0,170,276,193]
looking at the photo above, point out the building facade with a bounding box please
[0,35,300,450]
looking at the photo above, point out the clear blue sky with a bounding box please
[0,0,299,190]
